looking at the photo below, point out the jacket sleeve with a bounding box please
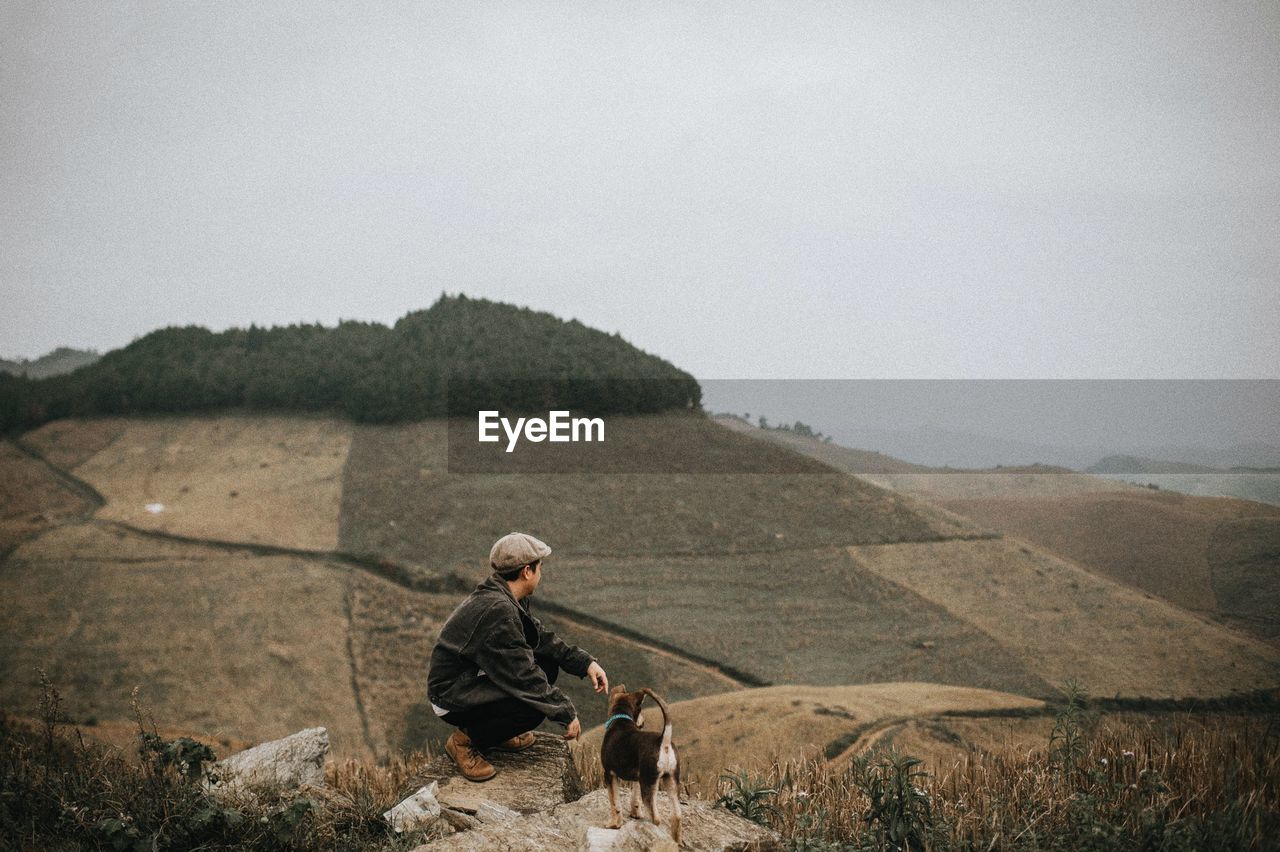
[530,612,595,678]
[464,604,578,724]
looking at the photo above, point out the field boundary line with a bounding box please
[341,577,379,759]
[532,599,760,689]
[12,438,108,508]
[73,519,764,692]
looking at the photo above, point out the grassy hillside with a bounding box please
[5,410,1280,774]
[931,491,1280,621]
[0,524,373,758]
[580,683,1044,787]
[0,442,94,554]
[337,417,953,570]
[26,415,353,551]
[848,538,1280,698]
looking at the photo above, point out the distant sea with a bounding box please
[1092,473,1280,508]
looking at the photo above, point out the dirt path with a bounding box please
[828,717,913,764]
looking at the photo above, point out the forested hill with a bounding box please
[0,295,700,432]
[0,347,100,379]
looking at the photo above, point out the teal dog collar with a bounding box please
[604,713,634,731]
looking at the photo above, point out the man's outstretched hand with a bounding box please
[564,717,581,740]
[587,661,609,694]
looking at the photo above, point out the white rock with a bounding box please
[474,800,522,825]
[384,782,442,833]
[579,822,679,851]
[205,727,328,798]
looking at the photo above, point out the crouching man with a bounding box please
[427,532,609,781]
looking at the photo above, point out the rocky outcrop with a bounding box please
[410,731,584,816]
[411,788,781,851]
[199,726,777,850]
[581,820,680,851]
[204,727,328,799]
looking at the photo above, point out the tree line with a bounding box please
[0,295,701,433]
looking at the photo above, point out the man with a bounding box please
[427,531,609,781]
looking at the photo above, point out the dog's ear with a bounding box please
[610,684,625,696]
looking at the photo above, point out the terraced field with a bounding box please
[27,415,352,551]
[337,417,953,573]
[4,411,1278,777]
[0,523,372,757]
[848,538,1280,698]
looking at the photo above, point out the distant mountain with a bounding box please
[0,295,700,432]
[829,425,1108,471]
[0,347,99,379]
[1085,455,1223,475]
[1130,442,1280,470]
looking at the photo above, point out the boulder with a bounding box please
[411,731,584,816]
[410,787,781,851]
[384,781,442,833]
[204,727,328,799]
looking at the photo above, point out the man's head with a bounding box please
[490,532,552,598]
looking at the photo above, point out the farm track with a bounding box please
[826,692,1280,765]
[8,439,760,694]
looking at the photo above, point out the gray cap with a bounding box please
[490,532,552,571]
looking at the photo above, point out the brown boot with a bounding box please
[493,731,535,751]
[445,730,496,781]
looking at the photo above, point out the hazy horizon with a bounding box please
[4,2,1278,378]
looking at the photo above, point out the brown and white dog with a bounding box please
[600,684,681,844]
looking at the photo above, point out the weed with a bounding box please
[717,769,781,825]
[1049,678,1090,778]
[858,751,938,851]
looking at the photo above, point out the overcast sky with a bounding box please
[2,2,1277,378]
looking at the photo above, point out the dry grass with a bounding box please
[0,440,93,552]
[21,416,128,470]
[742,713,1280,850]
[337,417,949,573]
[931,483,1280,616]
[0,694,423,852]
[67,414,352,551]
[580,683,1043,792]
[848,538,1280,698]
[549,547,1050,695]
[0,522,372,758]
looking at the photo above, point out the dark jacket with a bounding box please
[427,574,594,725]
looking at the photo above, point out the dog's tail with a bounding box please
[641,688,673,750]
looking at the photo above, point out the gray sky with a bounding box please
[3,1,1277,378]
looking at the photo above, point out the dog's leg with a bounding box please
[664,774,682,844]
[605,773,622,829]
[641,778,659,826]
[626,780,640,818]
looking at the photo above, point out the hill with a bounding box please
[580,683,1044,787]
[6,409,1279,764]
[1087,454,1223,474]
[0,347,99,379]
[0,295,700,433]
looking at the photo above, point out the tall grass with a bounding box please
[0,675,437,851]
[716,713,1280,850]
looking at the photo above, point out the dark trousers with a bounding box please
[441,657,559,751]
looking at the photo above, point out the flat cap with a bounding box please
[490,532,552,571]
